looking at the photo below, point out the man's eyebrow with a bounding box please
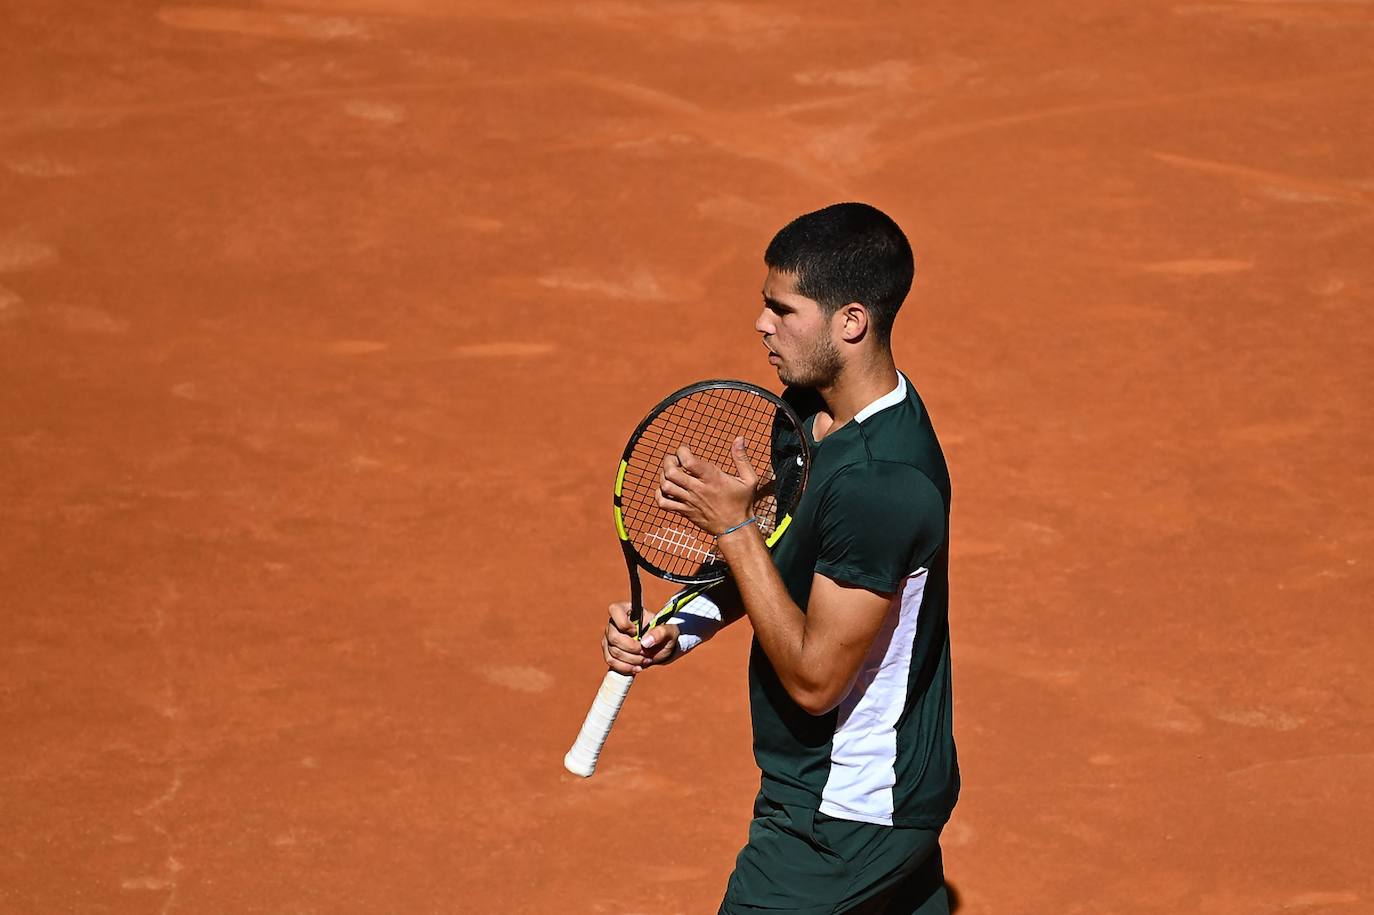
[762,295,792,310]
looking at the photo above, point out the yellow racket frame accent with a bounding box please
[646,584,712,629]
[765,514,792,548]
[613,460,629,541]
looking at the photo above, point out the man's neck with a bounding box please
[815,354,899,436]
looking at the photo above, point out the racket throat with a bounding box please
[625,549,646,638]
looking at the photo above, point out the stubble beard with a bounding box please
[778,331,842,389]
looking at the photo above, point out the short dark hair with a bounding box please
[764,202,914,343]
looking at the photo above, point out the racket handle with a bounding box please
[564,670,634,777]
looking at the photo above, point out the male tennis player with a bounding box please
[603,202,957,914]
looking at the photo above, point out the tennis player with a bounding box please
[603,202,957,914]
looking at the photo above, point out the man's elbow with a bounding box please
[787,683,846,716]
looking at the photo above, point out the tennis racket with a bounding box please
[563,380,810,778]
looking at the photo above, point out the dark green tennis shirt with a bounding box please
[755,372,959,828]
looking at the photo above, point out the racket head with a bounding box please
[613,380,810,585]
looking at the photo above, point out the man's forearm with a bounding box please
[716,526,829,708]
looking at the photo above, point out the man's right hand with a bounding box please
[602,601,680,674]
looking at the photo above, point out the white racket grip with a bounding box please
[564,670,634,777]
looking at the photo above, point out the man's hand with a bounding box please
[656,437,759,536]
[602,601,680,674]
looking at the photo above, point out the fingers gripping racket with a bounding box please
[564,380,810,777]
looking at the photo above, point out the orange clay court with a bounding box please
[2,2,1372,913]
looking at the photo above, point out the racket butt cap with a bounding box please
[563,752,596,778]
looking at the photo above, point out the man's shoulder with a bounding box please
[857,383,950,497]
[820,458,945,520]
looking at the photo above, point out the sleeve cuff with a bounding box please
[814,561,901,595]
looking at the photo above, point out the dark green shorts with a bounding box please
[719,793,949,915]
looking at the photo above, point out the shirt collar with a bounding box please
[853,372,907,423]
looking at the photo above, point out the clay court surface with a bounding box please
[3,1,1372,912]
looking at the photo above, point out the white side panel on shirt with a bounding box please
[818,569,928,826]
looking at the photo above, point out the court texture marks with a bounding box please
[1,1,1371,912]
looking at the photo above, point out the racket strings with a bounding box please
[620,386,805,580]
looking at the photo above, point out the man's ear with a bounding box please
[835,302,869,343]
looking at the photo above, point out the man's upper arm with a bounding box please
[797,462,947,713]
[796,573,896,712]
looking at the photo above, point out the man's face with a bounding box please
[756,268,842,389]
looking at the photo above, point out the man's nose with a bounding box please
[754,308,772,335]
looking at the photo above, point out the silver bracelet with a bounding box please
[717,516,758,537]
